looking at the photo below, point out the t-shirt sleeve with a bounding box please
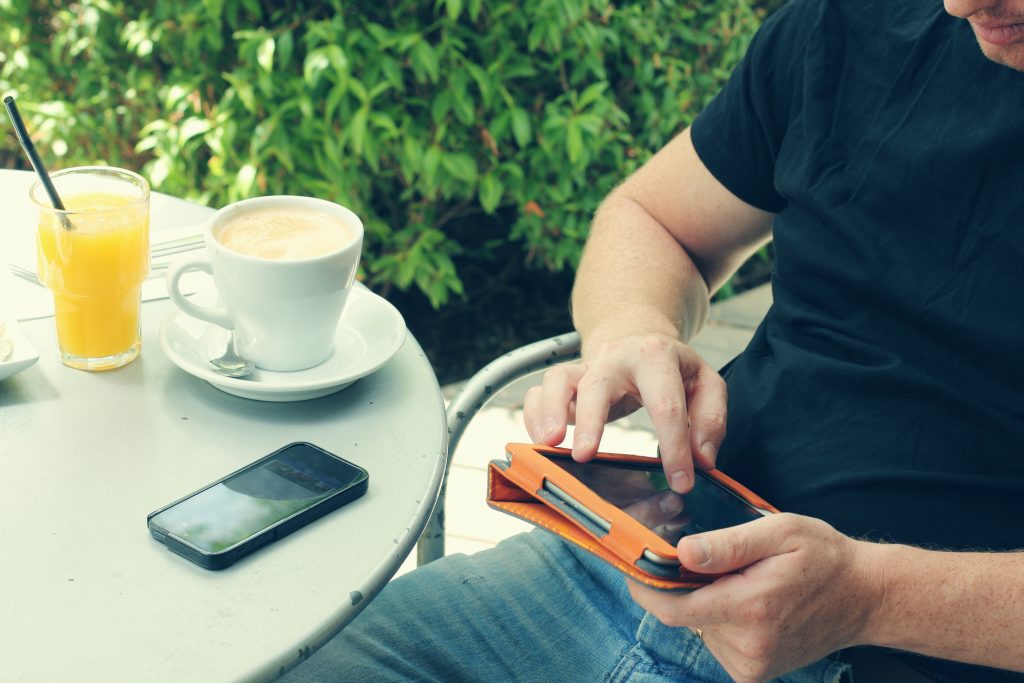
[691,0,820,213]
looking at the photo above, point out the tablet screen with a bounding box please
[544,454,764,545]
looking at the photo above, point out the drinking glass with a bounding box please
[31,166,150,371]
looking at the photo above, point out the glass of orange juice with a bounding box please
[30,166,150,371]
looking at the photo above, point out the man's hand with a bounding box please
[522,331,726,493]
[628,513,882,683]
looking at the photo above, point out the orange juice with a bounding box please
[37,190,150,369]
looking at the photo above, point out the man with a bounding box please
[285,1,1024,680]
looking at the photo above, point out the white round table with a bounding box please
[0,170,448,681]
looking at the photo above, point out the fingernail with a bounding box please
[669,471,689,490]
[689,537,712,566]
[659,491,683,514]
[700,441,718,461]
[543,417,559,438]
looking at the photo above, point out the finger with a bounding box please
[678,514,799,574]
[626,578,712,626]
[626,578,683,621]
[632,360,692,493]
[627,572,741,627]
[571,367,620,461]
[524,364,586,446]
[684,362,728,470]
[522,387,549,443]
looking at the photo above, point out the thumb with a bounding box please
[677,515,793,573]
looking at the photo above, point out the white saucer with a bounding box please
[159,284,407,402]
[0,319,39,381]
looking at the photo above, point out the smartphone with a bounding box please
[147,442,368,570]
[536,450,772,569]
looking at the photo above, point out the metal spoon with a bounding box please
[209,334,254,378]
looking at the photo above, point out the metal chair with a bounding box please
[416,330,582,565]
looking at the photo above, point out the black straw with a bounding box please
[4,95,73,228]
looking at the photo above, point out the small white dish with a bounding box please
[0,319,40,381]
[159,283,407,402]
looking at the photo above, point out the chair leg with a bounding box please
[417,483,446,565]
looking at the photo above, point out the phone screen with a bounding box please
[149,442,367,556]
[544,454,765,546]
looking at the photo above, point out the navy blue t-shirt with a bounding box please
[692,3,1024,676]
[694,0,1024,549]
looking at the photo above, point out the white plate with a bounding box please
[0,319,40,381]
[159,284,407,402]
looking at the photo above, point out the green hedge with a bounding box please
[1,0,763,309]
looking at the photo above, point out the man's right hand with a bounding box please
[522,330,727,493]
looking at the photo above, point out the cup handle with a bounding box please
[166,256,234,331]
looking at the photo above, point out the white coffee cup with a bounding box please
[167,195,364,372]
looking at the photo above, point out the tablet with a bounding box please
[536,450,771,569]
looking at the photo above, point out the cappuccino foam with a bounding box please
[217,208,354,260]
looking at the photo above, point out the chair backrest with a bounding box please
[417,331,581,565]
[446,331,581,456]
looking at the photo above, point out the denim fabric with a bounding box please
[282,530,849,682]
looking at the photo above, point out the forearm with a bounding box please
[571,193,711,350]
[858,541,1024,670]
[533,127,771,468]
[570,127,773,353]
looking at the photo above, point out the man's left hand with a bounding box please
[628,513,881,683]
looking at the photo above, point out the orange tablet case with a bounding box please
[486,443,779,591]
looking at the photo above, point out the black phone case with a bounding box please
[147,442,368,570]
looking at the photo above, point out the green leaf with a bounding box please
[326,45,349,73]
[349,78,369,103]
[349,106,369,155]
[527,21,546,52]
[432,92,451,124]
[396,252,417,288]
[257,36,275,73]
[451,85,475,125]
[323,90,343,128]
[441,153,477,184]
[162,84,190,111]
[444,0,463,21]
[402,136,424,173]
[577,82,608,109]
[222,72,256,113]
[411,40,439,83]
[305,45,348,86]
[465,62,492,108]
[566,117,583,164]
[135,135,159,153]
[479,174,503,214]
[379,56,404,90]
[303,49,331,87]
[178,117,211,143]
[368,81,392,100]
[369,111,399,137]
[423,146,442,189]
[147,156,171,188]
[511,108,531,148]
[234,163,257,197]
[277,30,293,69]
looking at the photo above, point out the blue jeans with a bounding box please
[282,530,849,682]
